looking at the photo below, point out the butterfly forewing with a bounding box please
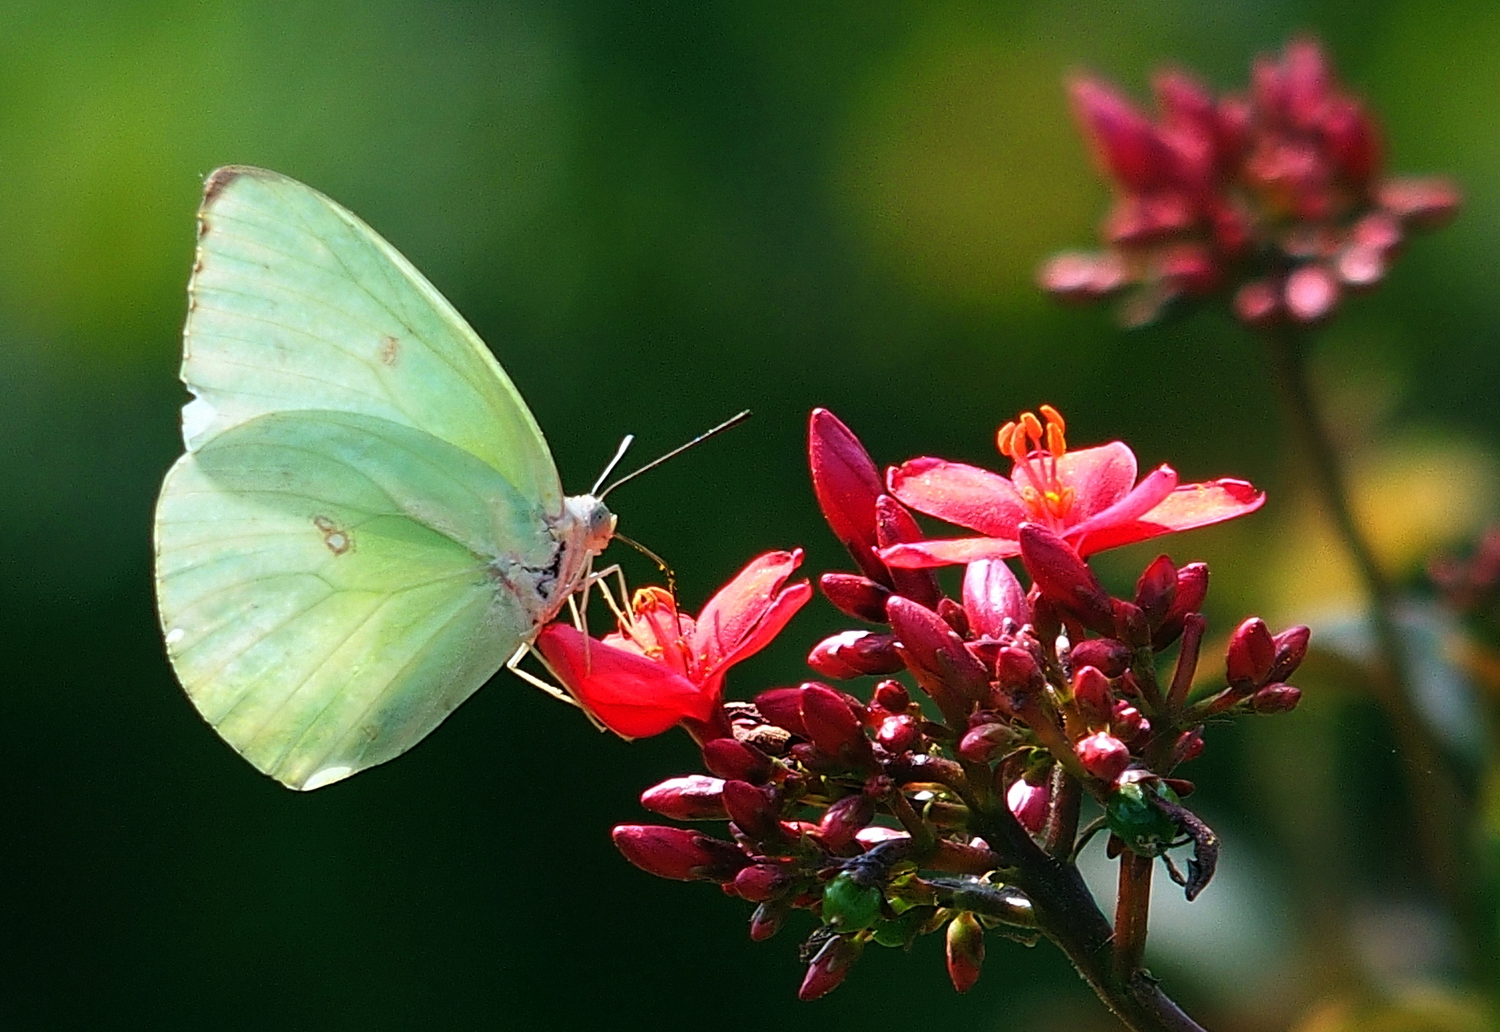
[156,168,573,789]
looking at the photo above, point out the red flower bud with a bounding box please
[722,780,784,844]
[1007,778,1051,834]
[875,713,922,754]
[1321,97,1380,186]
[1076,731,1132,782]
[888,596,993,712]
[1378,177,1461,231]
[1285,264,1340,323]
[800,683,876,767]
[640,775,728,821]
[1172,727,1205,765]
[873,680,910,714]
[874,495,942,609]
[1269,625,1311,682]
[799,935,862,1000]
[1018,524,1116,636]
[1069,75,1171,193]
[807,630,904,680]
[1153,562,1208,650]
[958,722,1015,764]
[1135,554,1178,627]
[733,864,791,903]
[817,794,876,852]
[1110,701,1149,743]
[750,900,788,941]
[1226,617,1276,688]
[701,737,772,784]
[1072,665,1114,726]
[962,558,1030,638]
[995,644,1045,695]
[753,687,808,737]
[1038,250,1129,302]
[1071,638,1131,678]
[612,825,749,883]
[937,597,970,637]
[819,572,891,623]
[809,409,888,582]
[1234,278,1283,328]
[1248,682,1303,713]
[1158,241,1220,295]
[945,912,986,993]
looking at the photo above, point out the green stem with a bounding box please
[1259,324,1472,962]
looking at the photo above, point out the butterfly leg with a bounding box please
[505,642,614,735]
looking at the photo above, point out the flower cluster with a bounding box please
[1039,37,1460,327]
[547,407,1308,1000]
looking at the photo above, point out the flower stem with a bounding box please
[1114,852,1153,981]
[967,792,1205,1031]
[1258,323,1470,953]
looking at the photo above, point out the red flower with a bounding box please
[536,551,812,739]
[881,406,1263,568]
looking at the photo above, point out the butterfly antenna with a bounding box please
[599,410,752,500]
[615,532,677,599]
[590,434,637,495]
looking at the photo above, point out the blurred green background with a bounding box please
[3,1,1497,1029]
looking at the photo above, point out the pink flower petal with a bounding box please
[536,624,716,738]
[703,579,813,682]
[1071,478,1265,554]
[1065,463,1178,554]
[880,536,1021,569]
[1051,442,1140,522]
[889,457,1027,537]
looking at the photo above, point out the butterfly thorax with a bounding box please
[537,494,616,619]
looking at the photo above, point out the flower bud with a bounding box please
[937,597,970,637]
[750,900,788,941]
[1378,176,1461,231]
[819,572,891,623]
[1072,665,1114,726]
[874,495,942,609]
[1070,638,1131,678]
[888,596,993,711]
[962,558,1030,637]
[1248,682,1302,713]
[875,713,922,754]
[1234,278,1283,328]
[807,630,904,680]
[1018,524,1116,636]
[1172,727,1205,765]
[1226,617,1276,688]
[1134,554,1178,627]
[1069,75,1171,193]
[1110,702,1149,743]
[958,722,1014,764]
[799,935,862,1000]
[753,687,808,737]
[1075,731,1132,782]
[1285,264,1340,323]
[1037,250,1129,302]
[1007,778,1051,834]
[873,680,910,713]
[800,683,876,767]
[723,780,784,844]
[640,775,728,821]
[1153,562,1208,650]
[612,825,748,882]
[701,737,772,784]
[733,864,791,903]
[809,408,887,582]
[818,794,876,852]
[946,912,986,993]
[1269,625,1311,682]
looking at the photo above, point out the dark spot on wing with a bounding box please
[313,514,353,556]
[378,336,400,367]
[202,167,245,205]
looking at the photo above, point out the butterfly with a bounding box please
[154,166,617,791]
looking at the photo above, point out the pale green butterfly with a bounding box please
[154,166,618,791]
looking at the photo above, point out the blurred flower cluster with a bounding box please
[542,406,1309,1001]
[1039,37,1460,327]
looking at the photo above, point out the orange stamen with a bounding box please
[998,405,1076,528]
